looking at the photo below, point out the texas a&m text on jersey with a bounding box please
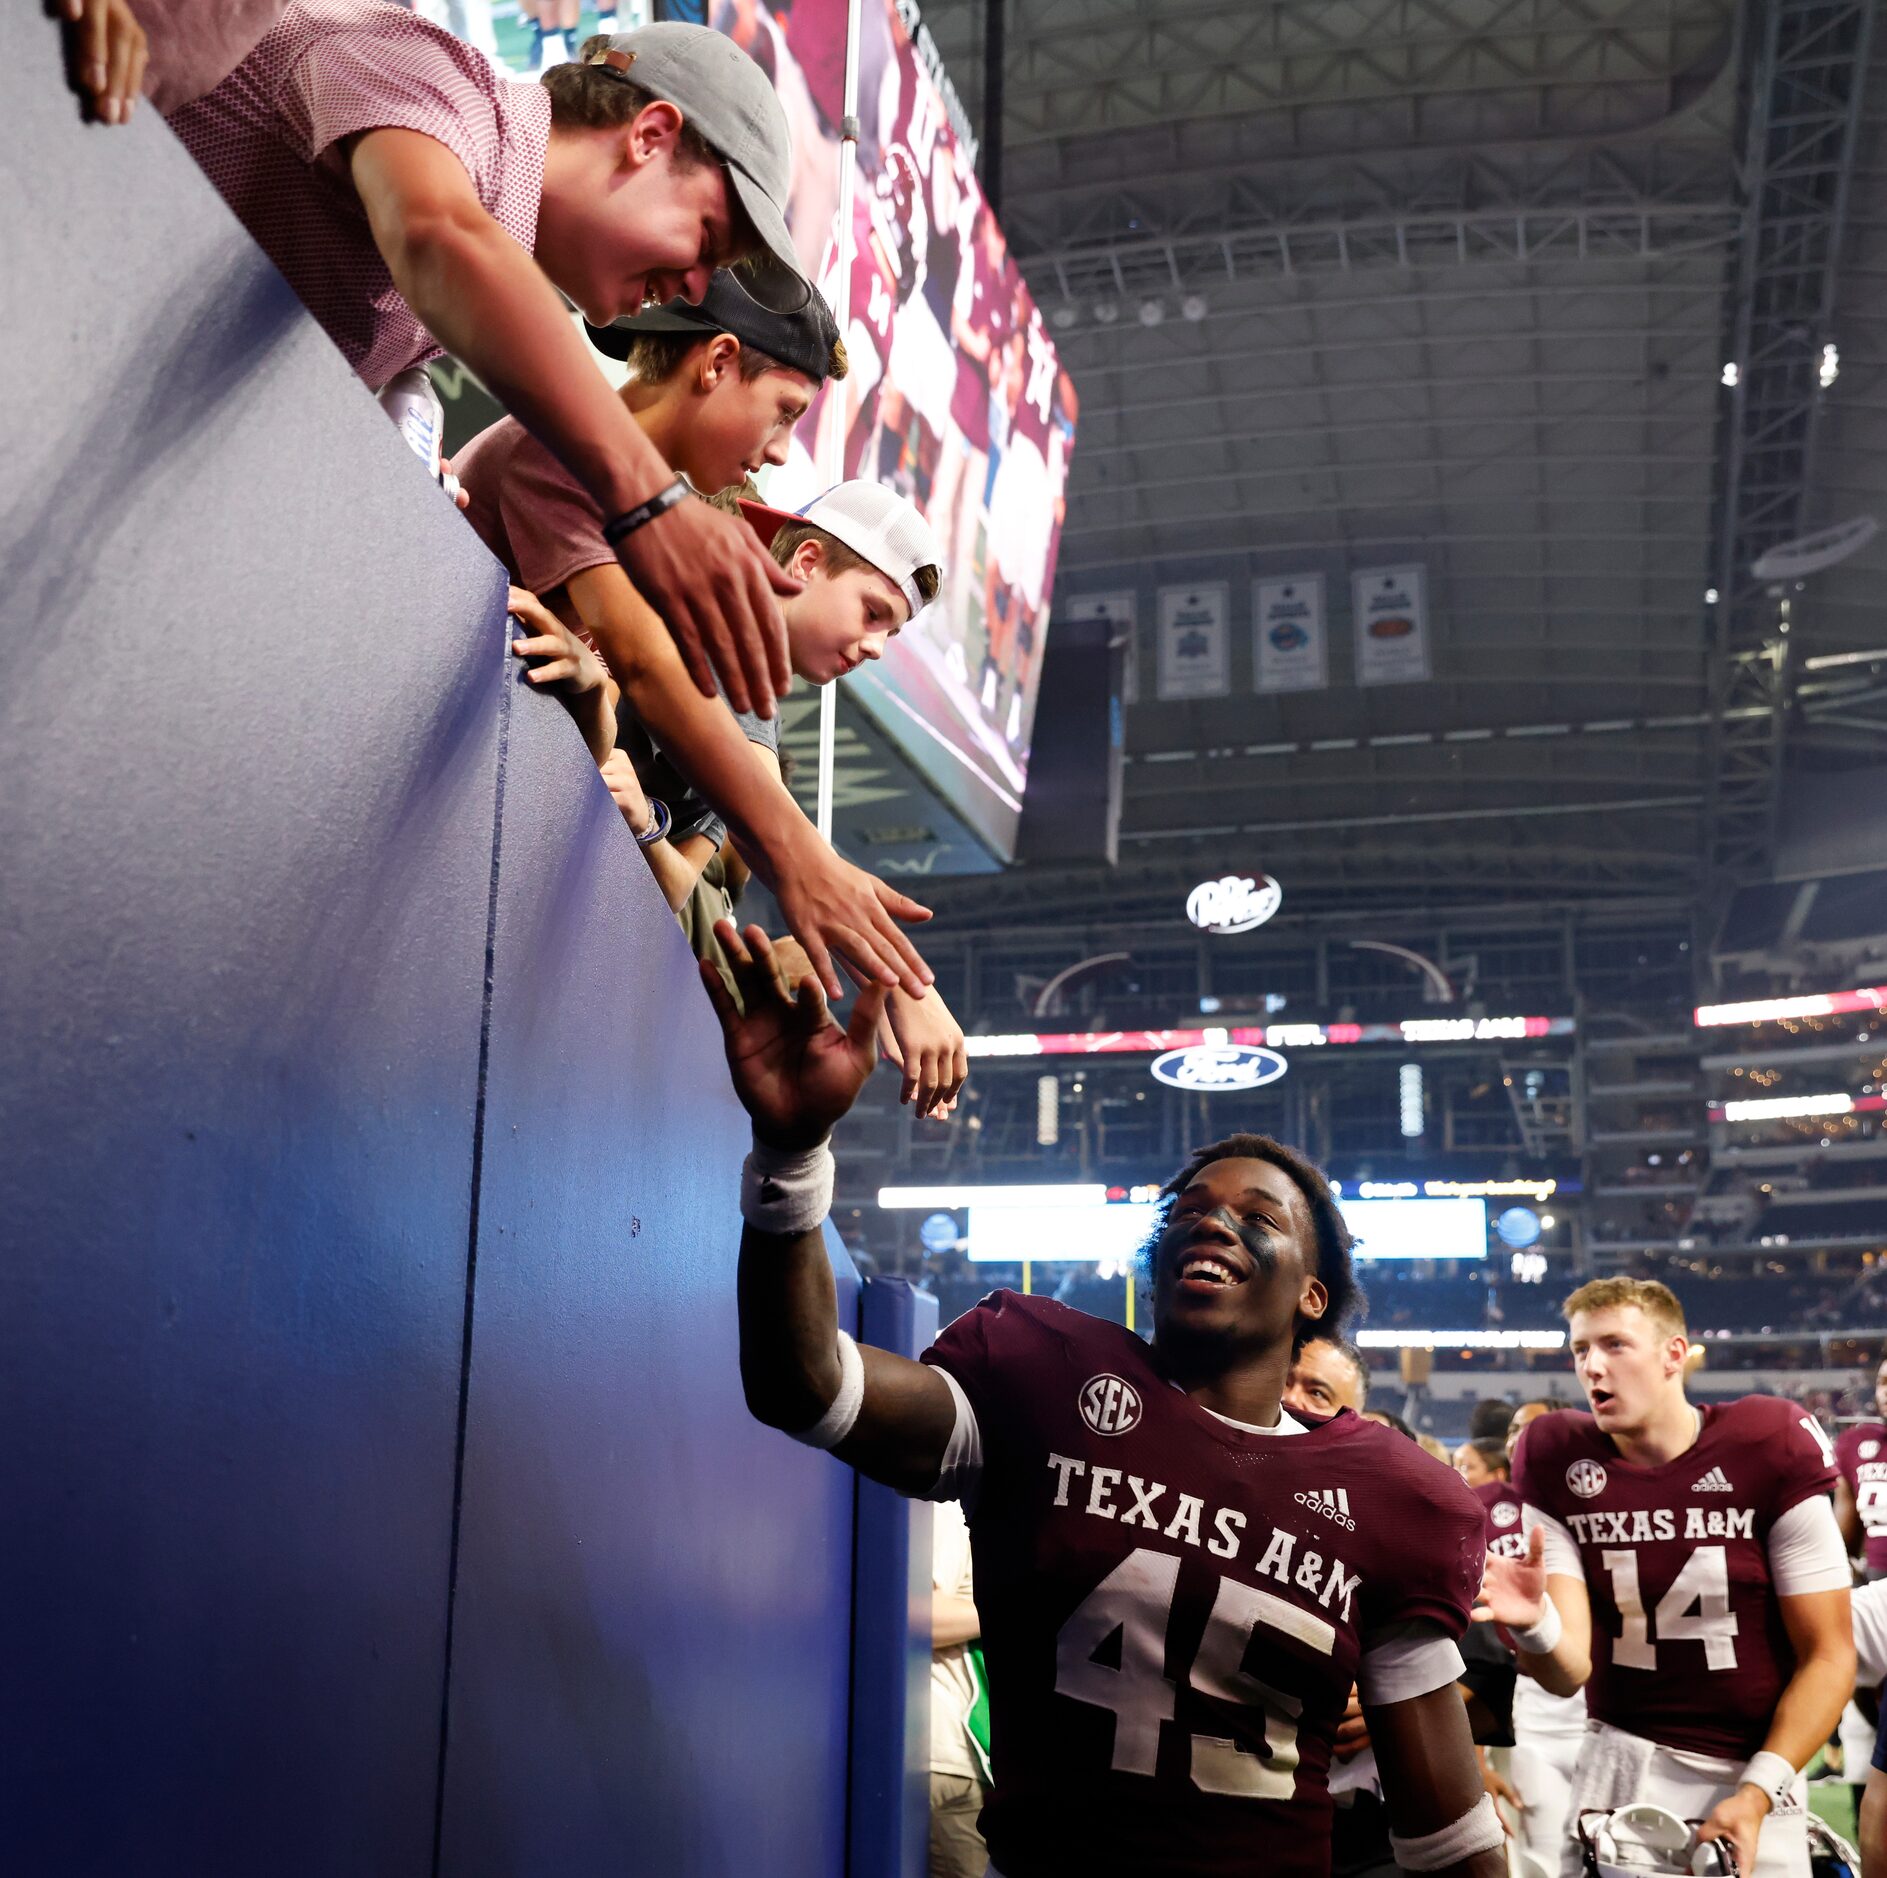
[924,1290,1487,1878]
[1513,1396,1839,1761]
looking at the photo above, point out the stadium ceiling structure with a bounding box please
[910,0,1887,932]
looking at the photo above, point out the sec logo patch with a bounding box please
[1492,1499,1521,1528]
[1863,1440,1880,1460]
[1079,1373,1143,1436]
[1566,1459,1608,1499]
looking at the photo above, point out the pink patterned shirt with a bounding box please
[168,0,552,390]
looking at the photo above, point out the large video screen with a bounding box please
[960,1195,1489,1263]
[705,0,1076,860]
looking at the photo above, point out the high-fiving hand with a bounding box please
[877,987,968,1119]
[699,921,886,1151]
[59,0,146,124]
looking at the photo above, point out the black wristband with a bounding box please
[602,477,689,547]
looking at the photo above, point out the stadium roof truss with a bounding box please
[905,0,1887,928]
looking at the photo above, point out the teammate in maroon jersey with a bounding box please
[1477,1476,1527,1564]
[705,923,1504,1878]
[1479,1278,1853,1878]
[1834,1352,1887,1578]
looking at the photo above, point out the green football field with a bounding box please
[1808,1765,1858,1846]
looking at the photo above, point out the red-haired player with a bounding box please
[1480,1279,1852,1878]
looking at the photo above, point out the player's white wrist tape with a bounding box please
[740,1135,835,1236]
[1390,1793,1503,1870]
[1511,1594,1562,1655]
[786,1329,864,1450]
[1739,1751,1795,1810]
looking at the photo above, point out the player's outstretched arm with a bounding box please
[1368,1685,1507,1878]
[1473,1526,1593,1695]
[705,922,960,1496]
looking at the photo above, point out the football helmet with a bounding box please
[1806,1814,1858,1878]
[1577,1806,1738,1878]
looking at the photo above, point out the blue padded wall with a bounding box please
[0,21,504,1875]
[435,648,857,1878]
[850,1280,941,1878]
[1,16,873,1876]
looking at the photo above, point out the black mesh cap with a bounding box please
[586,270,840,382]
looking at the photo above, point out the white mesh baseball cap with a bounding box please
[741,482,945,619]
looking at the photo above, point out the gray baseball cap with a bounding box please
[585,27,810,314]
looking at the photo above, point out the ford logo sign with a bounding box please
[1150,1045,1289,1092]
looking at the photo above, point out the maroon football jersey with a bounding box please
[1008,310,1058,454]
[1477,1479,1528,1560]
[1512,1397,1838,1759]
[1835,1421,1887,1577]
[924,1291,1485,1878]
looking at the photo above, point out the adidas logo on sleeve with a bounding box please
[1691,1466,1735,1493]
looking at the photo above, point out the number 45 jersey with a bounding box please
[922,1292,1486,1878]
[1511,1398,1839,1760]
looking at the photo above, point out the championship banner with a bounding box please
[1156,582,1230,700]
[1253,575,1327,694]
[1351,565,1431,686]
[1066,590,1139,704]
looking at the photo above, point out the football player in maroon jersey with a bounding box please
[704,923,1504,1878]
[1479,1279,1852,1878]
[1834,1352,1887,1578]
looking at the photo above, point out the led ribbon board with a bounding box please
[1694,985,1887,1027]
[965,1016,1570,1059]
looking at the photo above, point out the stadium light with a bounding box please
[1035,1075,1059,1146]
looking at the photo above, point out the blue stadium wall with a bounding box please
[0,21,922,1875]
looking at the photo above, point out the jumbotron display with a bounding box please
[706,0,1076,859]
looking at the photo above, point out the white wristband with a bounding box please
[740,1135,835,1236]
[785,1329,864,1450]
[1512,1594,1562,1656]
[1391,1793,1504,1871]
[1739,1750,1795,1810]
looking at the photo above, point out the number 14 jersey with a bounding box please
[1511,1399,1838,1760]
[923,1292,1485,1878]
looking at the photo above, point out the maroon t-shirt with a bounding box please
[1835,1421,1887,1577]
[453,413,617,601]
[924,1292,1484,1878]
[1477,1479,1527,1560]
[1513,1397,1838,1759]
